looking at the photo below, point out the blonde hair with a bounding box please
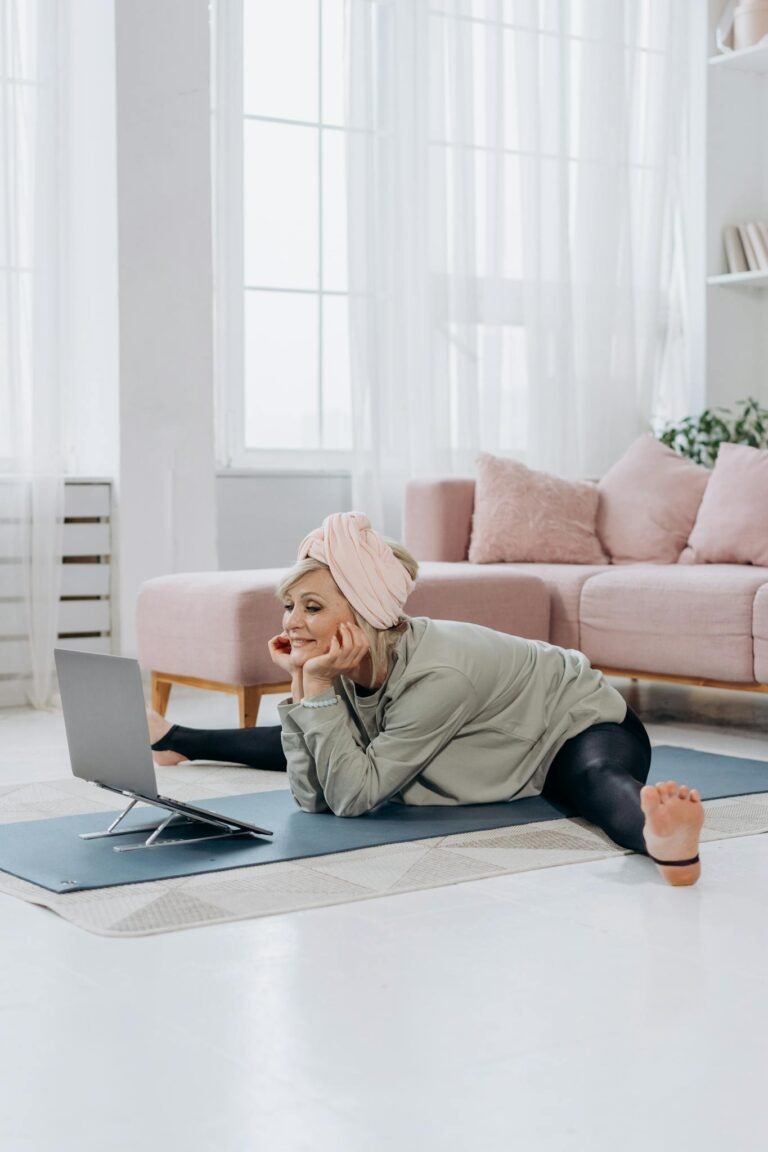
[276,539,419,688]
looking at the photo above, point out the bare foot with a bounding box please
[146,709,188,766]
[640,781,704,887]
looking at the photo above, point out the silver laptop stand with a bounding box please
[80,794,260,853]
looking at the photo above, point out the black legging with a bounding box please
[153,705,652,854]
[153,721,288,771]
[541,705,651,855]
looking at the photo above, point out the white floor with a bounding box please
[2,681,768,1152]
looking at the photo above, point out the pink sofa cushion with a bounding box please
[468,454,608,565]
[683,443,768,566]
[753,584,768,683]
[495,563,609,649]
[579,565,768,682]
[597,434,710,564]
[406,562,550,640]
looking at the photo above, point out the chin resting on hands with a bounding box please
[303,622,370,689]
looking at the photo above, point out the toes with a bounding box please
[646,781,695,805]
[640,785,661,814]
[690,788,701,803]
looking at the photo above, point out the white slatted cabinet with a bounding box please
[0,481,112,702]
[58,482,112,656]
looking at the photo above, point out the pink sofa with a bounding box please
[136,465,768,727]
[404,477,768,693]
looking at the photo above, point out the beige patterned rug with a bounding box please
[1,765,767,937]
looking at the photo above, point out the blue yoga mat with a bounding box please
[1,745,766,893]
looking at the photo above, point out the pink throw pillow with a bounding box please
[597,435,710,564]
[683,442,768,565]
[468,454,608,564]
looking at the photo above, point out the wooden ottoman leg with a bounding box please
[151,673,172,716]
[238,686,262,728]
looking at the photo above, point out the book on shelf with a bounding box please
[758,221,768,259]
[723,221,768,274]
[737,224,760,271]
[724,225,748,273]
[745,222,768,270]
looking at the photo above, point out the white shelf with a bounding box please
[709,42,768,73]
[708,269,768,286]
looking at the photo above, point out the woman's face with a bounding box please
[281,569,357,666]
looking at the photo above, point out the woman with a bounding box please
[150,512,704,886]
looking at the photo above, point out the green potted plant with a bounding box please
[657,396,768,467]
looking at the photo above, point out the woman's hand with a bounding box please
[268,632,299,676]
[269,633,307,702]
[302,622,370,696]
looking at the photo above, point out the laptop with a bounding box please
[54,648,273,847]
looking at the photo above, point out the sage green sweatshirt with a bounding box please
[278,617,627,817]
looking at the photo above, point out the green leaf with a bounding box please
[655,397,768,467]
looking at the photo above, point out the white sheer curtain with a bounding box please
[517,0,693,477]
[346,0,694,533]
[0,0,67,709]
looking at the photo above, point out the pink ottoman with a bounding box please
[137,570,290,726]
[136,565,550,725]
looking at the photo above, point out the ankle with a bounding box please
[654,860,701,887]
[151,723,179,752]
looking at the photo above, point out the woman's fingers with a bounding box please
[269,637,291,658]
[304,622,369,681]
[340,622,369,654]
[268,632,300,672]
[304,623,368,677]
[338,624,367,666]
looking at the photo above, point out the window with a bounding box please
[216,0,352,468]
[215,0,692,468]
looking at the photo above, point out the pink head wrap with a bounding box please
[296,512,415,629]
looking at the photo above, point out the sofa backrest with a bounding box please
[403,478,476,561]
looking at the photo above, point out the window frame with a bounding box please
[213,0,354,472]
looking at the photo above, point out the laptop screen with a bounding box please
[55,648,159,800]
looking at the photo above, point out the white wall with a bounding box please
[217,472,352,570]
[114,0,218,653]
[705,0,768,411]
[64,0,119,481]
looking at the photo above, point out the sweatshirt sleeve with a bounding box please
[277,697,332,813]
[279,667,479,817]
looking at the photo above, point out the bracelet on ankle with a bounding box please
[647,854,700,867]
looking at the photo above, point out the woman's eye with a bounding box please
[306,605,320,613]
